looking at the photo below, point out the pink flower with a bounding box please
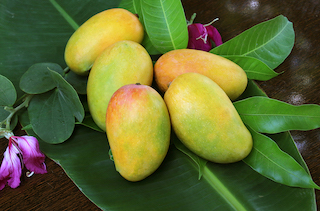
[13,136,47,174]
[187,18,223,52]
[0,135,47,190]
[0,144,21,190]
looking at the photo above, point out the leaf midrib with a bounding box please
[48,0,79,31]
[239,113,320,118]
[252,146,300,178]
[215,17,290,57]
[243,21,290,57]
[160,0,175,49]
[202,165,247,211]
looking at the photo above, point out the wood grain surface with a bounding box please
[1,0,319,210]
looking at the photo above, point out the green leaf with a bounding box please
[234,96,320,133]
[172,134,207,180]
[48,0,80,30]
[243,126,320,189]
[27,68,84,144]
[76,115,104,132]
[20,63,88,95]
[19,63,64,94]
[223,56,281,81]
[0,74,17,106]
[119,0,161,55]
[20,63,85,136]
[49,70,84,122]
[64,70,88,95]
[236,79,267,100]
[119,0,140,12]
[19,117,317,210]
[211,15,295,69]
[0,106,10,123]
[141,0,188,53]
[19,81,317,211]
[28,90,76,144]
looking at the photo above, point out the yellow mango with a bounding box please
[106,84,171,181]
[87,40,153,131]
[64,8,144,75]
[164,72,252,163]
[154,49,248,100]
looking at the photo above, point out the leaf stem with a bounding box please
[64,66,70,74]
[0,95,33,130]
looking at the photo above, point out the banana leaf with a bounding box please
[0,0,317,210]
[19,82,317,210]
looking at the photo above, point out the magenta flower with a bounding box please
[0,135,47,190]
[187,17,223,52]
[0,144,21,190]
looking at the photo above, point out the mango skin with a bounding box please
[154,49,248,100]
[64,8,144,75]
[106,84,171,182]
[87,40,153,131]
[164,72,252,163]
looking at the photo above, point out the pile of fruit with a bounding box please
[65,8,253,182]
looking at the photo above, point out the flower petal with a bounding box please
[13,136,47,174]
[0,145,22,190]
[187,23,212,51]
[206,25,223,47]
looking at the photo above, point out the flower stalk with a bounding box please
[0,94,33,132]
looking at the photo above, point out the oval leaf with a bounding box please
[234,96,320,133]
[243,126,320,189]
[141,0,188,53]
[211,15,295,69]
[223,55,281,81]
[19,63,64,94]
[28,89,76,144]
[49,70,84,122]
[0,74,17,106]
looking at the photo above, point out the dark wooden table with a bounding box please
[1,0,319,210]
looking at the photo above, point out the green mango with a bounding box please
[64,8,144,75]
[154,49,248,100]
[87,40,153,131]
[106,84,171,182]
[164,72,252,163]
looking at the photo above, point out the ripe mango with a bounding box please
[87,40,153,131]
[164,72,252,163]
[106,84,171,181]
[64,8,144,75]
[154,49,248,100]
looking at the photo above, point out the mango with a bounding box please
[164,72,252,163]
[64,8,144,75]
[87,40,153,131]
[154,49,248,100]
[106,84,171,181]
